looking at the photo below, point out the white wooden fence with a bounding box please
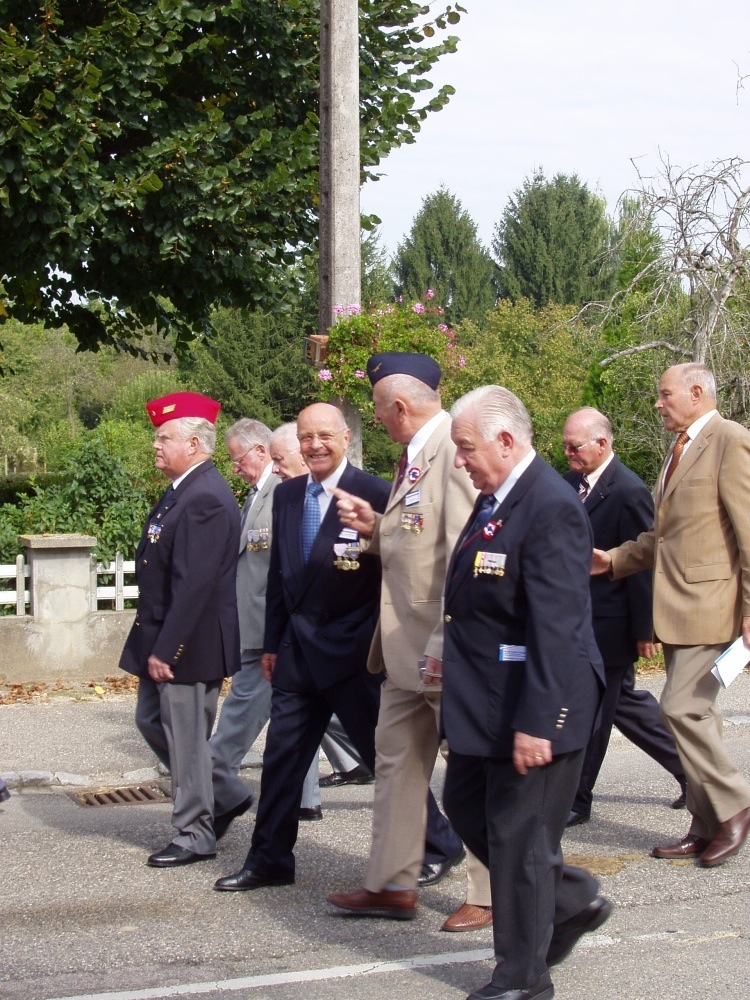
[0,554,137,614]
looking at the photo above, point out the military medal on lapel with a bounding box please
[400,511,425,533]
[147,522,163,544]
[333,541,361,570]
[407,466,421,484]
[483,520,502,539]
[473,550,506,578]
[247,527,270,552]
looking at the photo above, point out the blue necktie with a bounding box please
[452,494,497,580]
[302,482,324,562]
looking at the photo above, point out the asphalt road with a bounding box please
[1,674,749,1000]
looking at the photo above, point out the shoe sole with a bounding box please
[548,898,612,966]
[330,905,416,920]
[214,877,294,891]
[148,853,216,868]
[441,918,493,932]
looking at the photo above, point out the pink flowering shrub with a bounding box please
[314,294,463,409]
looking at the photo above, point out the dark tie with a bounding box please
[578,475,590,503]
[663,431,689,492]
[394,449,409,491]
[302,482,324,562]
[453,494,497,576]
[240,486,257,535]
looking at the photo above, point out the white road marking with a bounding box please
[48,949,494,1000]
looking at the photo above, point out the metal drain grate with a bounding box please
[66,781,171,807]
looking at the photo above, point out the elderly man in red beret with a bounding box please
[120,391,241,868]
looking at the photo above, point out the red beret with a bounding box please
[146,391,221,427]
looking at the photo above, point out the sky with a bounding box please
[360,0,750,256]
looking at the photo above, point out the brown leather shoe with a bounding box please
[650,833,709,859]
[698,806,750,867]
[327,887,417,920]
[441,902,493,932]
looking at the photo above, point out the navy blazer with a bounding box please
[120,460,241,685]
[263,463,390,692]
[441,455,604,759]
[564,456,654,662]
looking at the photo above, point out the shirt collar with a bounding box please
[492,448,536,506]
[406,410,448,464]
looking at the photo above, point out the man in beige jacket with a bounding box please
[593,362,750,867]
[328,352,491,929]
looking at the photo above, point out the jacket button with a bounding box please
[444,614,452,623]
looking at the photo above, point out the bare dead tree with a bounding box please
[583,155,750,424]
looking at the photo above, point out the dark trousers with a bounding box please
[245,672,381,878]
[573,654,684,816]
[445,749,598,989]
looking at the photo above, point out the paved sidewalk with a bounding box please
[2,672,749,788]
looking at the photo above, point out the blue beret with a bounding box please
[366,352,442,390]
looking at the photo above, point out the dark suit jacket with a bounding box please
[120,460,241,684]
[564,456,654,663]
[441,455,604,759]
[263,462,390,693]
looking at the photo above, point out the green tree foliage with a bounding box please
[452,299,593,465]
[0,319,178,473]
[394,188,498,325]
[361,230,394,309]
[180,307,314,427]
[0,1,462,354]
[0,435,154,564]
[493,170,615,308]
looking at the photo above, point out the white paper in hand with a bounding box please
[711,637,750,689]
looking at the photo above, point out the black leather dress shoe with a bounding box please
[466,970,554,1000]
[147,843,216,868]
[214,794,254,841]
[298,805,323,821]
[417,847,466,887]
[566,810,590,827]
[319,765,374,787]
[547,895,612,966]
[214,868,295,891]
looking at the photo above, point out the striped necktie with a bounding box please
[663,432,689,492]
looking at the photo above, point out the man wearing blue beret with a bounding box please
[328,352,492,930]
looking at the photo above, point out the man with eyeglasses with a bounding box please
[209,419,322,842]
[561,408,686,828]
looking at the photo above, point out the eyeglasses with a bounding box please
[231,448,254,468]
[563,440,596,454]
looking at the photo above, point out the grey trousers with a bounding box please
[136,676,220,855]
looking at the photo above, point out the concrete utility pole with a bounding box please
[319,0,362,465]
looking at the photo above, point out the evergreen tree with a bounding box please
[394,188,498,325]
[493,170,615,307]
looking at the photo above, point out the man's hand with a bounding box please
[147,654,174,683]
[261,653,277,682]
[420,655,443,686]
[637,640,658,661]
[591,548,612,575]
[513,732,552,775]
[332,487,377,538]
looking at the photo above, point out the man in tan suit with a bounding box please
[328,352,492,929]
[593,363,750,867]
